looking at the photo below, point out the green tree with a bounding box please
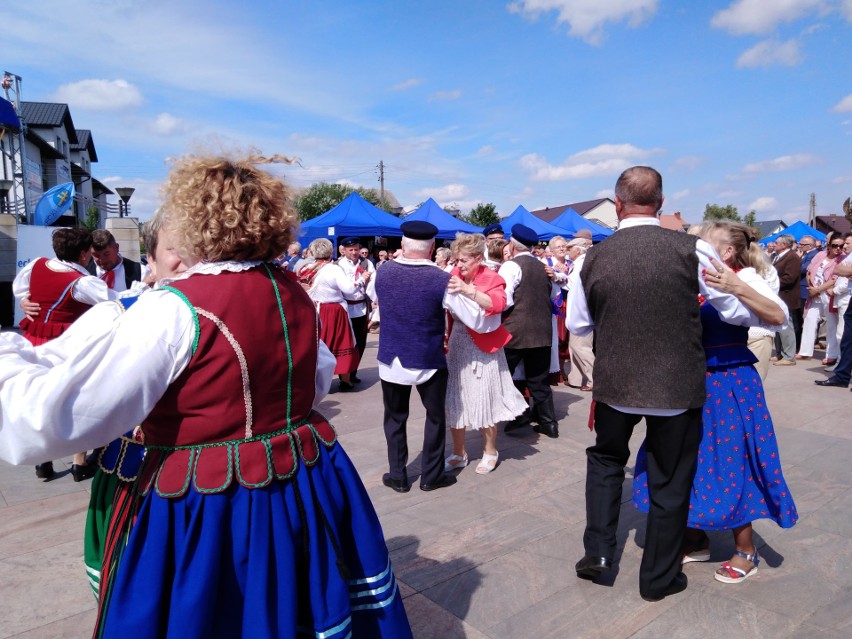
[462,202,500,227]
[82,206,101,231]
[703,203,741,222]
[295,182,392,221]
[743,209,757,230]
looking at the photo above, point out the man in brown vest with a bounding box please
[499,224,559,438]
[567,166,755,601]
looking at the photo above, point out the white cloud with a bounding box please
[742,153,821,173]
[748,196,779,212]
[52,79,143,111]
[508,0,659,45]
[717,190,741,198]
[388,78,422,91]
[832,174,852,183]
[832,94,852,113]
[520,143,664,181]
[595,188,614,199]
[670,155,703,172]
[842,0,852,20]
[148,113,183,136]
[415,184,470,201]
[711,0,824,36]
[736,38,802,68]
[671,189,691,200]
[476,145,495,156]
[430,89,462,101]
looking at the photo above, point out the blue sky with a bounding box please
[4,0,852,225]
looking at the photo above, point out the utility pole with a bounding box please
[377,160,385,210]
[808,192,816,227]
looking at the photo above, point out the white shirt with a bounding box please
[565,217,771,416]
[337,257,371,319]
[497,250,533,308]
[308,263,360,309]
[833,252,852,306]
[369,257,492,386]
[94,256,135,293]
[13,258,145,306]
[0,261,335,465]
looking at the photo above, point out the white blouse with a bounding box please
[308,263,359,307]
[0,263,335,465]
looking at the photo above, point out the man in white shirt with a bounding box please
[88,230,143,292]
[337,237,374,383]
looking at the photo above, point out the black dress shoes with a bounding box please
[640,572,688,602]
[351,374,362,384]
[815,378,848,387]
[70,463,97,482]
[338,381,356,392]
[382,473,410,493]
[35,462,55,480]
[575,555,612,580]
[504,416,532,433]
[420,474,457,492]
[533,423,559,439]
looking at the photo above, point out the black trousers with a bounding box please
[792,305,804,353]
[381,369,448,487]
[504,346,557,426]
[583,402,702,596]
[350,314,368,370]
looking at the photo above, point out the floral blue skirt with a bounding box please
[98,442,411,639]
[633,363,798,531]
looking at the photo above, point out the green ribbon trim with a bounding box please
[263,263,294,427]
[146,416,312,452]
[160,285,200,355]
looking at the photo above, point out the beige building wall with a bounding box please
[104,217,141,262]
[0,214,17,284]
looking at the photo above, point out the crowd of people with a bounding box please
[0,155,846,634]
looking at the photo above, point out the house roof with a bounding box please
[658,212,687,232]
[25,129,64,159]
[71,129,98,162]
[20,101,78,144]
[91,176,114,196]
[531,198,613,223]
[815,215,852,235]
[754,219,786,238]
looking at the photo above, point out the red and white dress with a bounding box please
[305,261,361,375]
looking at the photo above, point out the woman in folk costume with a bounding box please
[443,233,528,474]
[632,221,797,585]
[83,213,187,602]
[0,153,412,639]
[13,227,139,482]
[301,238,362,392]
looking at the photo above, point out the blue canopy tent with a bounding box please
[500,205,566,241]
[299,192,403,249]
[549,207,614,242]
[405,198,482,239]
[759,220,826,245]
[0,97,21,133]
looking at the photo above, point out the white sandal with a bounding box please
[476,453,499,474]
[444,453,468,472]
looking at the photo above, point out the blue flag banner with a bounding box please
[34,182,75,226]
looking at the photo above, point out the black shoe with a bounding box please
[351,374,362,384]
[70,463,97,482]
[420,474,457,492]
[338,381,356,392]
[35,462,55,480]
[533,423,559,439]
[815,378,848,387]
[640,572,688,602]
[504,416,532,433]
[382,473,410,493]
[575,555,612,580]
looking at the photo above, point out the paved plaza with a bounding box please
[1,332,850,638]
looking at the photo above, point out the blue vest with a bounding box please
[376,261,450,370]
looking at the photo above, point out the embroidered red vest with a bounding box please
[20,258,91,343]
[138,265,337,498]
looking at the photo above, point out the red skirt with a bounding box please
[556,299,569,359]
[318,303,360,375]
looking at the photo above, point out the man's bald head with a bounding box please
[614,166,663,217]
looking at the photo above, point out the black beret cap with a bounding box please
[340,236,361,247]
[400,220,439,240]
[511,224,538,247]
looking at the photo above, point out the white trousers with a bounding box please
[799,302,839,359]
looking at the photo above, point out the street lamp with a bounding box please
[115,187,135,218]
[0,179,12,215]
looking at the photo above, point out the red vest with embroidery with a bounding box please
[138,266,337,498]
[20,258,91,343]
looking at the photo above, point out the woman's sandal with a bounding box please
[444,454,468,472]
[476,453,499,475]
[714,549,759,584]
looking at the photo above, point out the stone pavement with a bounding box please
[1,333,850,638]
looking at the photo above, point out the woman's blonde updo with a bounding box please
[450,232,486,259]
[694,220,763,271]
[308,238,334,261]
[161,153,298,262]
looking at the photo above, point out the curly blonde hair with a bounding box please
[161,153,297,262]
[450,232,486,258]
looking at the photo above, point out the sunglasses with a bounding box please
[830,243,844,248]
